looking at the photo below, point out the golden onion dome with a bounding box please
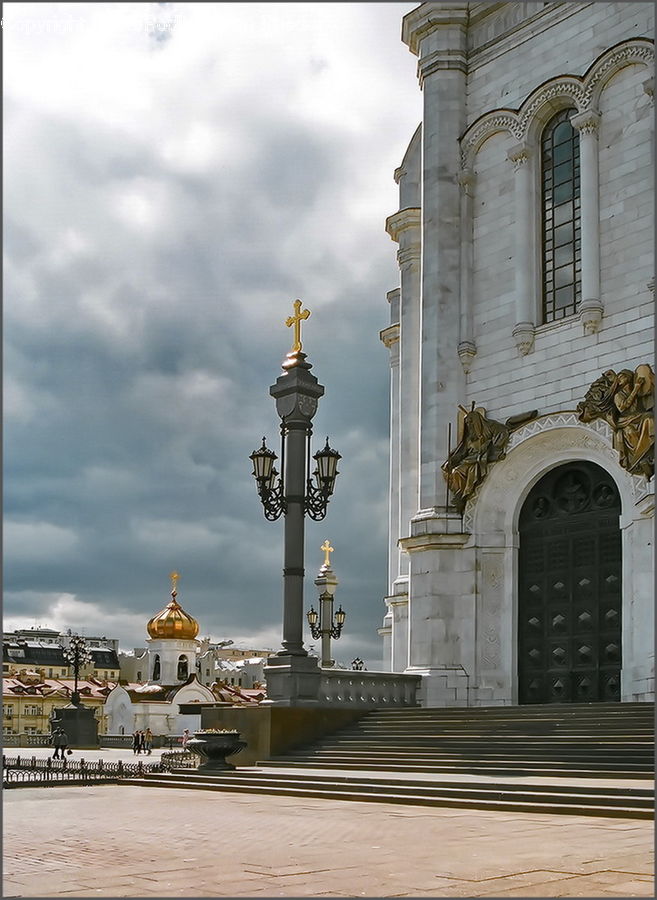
[147,572,199,640]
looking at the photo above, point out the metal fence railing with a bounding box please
[160,750,196,769]
[2,754,169,787]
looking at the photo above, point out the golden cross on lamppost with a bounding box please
[320,540,334,567]
[169,571,180,595]
[285,299,311,354]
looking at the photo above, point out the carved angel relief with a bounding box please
[577,364,654,478]
[442,406,538,514]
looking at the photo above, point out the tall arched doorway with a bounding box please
[518,461,622,704]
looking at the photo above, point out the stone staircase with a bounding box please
[264,702,655,779]
[127,703,654,819]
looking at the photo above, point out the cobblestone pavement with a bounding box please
[3,784,654,898]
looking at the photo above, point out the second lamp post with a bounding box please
[307,540,346,668]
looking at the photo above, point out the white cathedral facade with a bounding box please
[379,3,654,707]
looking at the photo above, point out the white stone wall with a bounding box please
[467,3,653,121]
[466,60,654,423]
[470,129,516,410]
[381,2,654,703]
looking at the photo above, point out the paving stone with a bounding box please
[4,784,654,898]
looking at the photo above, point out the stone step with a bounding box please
[322,733,653,752]
[363,702,652,714]
[126,772,653,819]
[160,769,654,802]
[347,724,653,733]
[263,757,652,778]
[347,721,654,727]
[292,746,653,759]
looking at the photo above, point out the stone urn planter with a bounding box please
[186,730,247,772]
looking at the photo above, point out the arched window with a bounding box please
[152,654,160,681]
[541,109,581,322]
[177,655,188,681]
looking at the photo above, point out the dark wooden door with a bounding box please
[518,462,622,704]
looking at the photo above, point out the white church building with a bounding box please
[379,2,654,707]
[105,578,215,735]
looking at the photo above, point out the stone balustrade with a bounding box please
[318,669,420,708]
[3,733,51,748]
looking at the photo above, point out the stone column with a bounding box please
[390,596,409,673]
[385,209,421,556]
[380,288,401,593]
[457,168,476,374]
[402,3,468,512]
[507,143,536,355]
[621,496,654,701]
[571,109,603,334]
[400,3,471,705]
[643,78,654,297]
[378,601,393,670]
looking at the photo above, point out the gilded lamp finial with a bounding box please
[169,570,180,597]
[285,299,311,354]
[320,540,334,568]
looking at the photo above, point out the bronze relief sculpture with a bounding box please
[577,364,654,479]
[442,406,538,514]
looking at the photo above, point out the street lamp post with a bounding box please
[306,540,346,668]
[250,300,341,705]
[62,634,93,707]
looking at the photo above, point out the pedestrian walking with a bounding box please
[132,730,140,755]
[181,728,190,750]
[52,727,69,759]
[144,728,153,755]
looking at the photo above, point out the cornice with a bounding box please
[380,323,400,348]
[386,207,422,242]
[397,246,421,268]
[402,3,469,57]
[469,2,584,64]
[399,531,469,553]
[418,48,468,83]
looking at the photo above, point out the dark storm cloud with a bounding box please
[4,2,420,663]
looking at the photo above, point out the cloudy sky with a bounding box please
[4,2,421,667]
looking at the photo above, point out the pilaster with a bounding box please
[386,208,422,577]
[402,509,475,706]
[571,109,603,335]
[457,168,476,373]
[380,290,401,596]
[404,8,468,512]
[507,142,536,355]
[387,578,409,673]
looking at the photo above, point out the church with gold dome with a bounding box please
[104,574,216,736]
